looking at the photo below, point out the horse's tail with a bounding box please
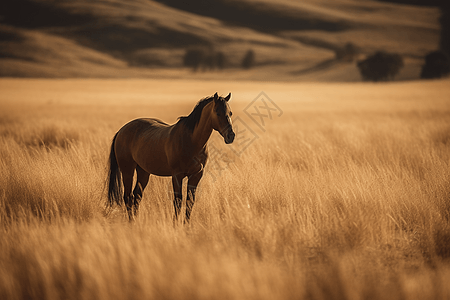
[107,132,123,206]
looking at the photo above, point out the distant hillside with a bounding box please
[0,0,441,80]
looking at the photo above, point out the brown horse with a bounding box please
[107,92,234,221]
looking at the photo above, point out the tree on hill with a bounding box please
[241,49,255,69]
[357,51,404,82]
[183,48,204,71]
[183,47,227,72]
[420,51,450,79]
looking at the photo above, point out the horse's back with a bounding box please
[116,118,169,144]
[115,118,173,176]
[141,118,170,127]
[126,117,169,129]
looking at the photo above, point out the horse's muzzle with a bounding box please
[224,130,235,144]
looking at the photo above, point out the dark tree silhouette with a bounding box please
[241,49,255,69]
[420,51,450,79]
[183,48,206,72]
[215,51,226,70]
[183,47,227,71]
[357,51,404,82]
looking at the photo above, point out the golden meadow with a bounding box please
[1,79,449,300]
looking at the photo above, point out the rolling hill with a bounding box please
[0,0,441,80]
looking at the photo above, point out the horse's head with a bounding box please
[211,92,235,144]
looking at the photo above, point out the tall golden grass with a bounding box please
[0,79,449,300]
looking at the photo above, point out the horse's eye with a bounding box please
[229,112,233,117]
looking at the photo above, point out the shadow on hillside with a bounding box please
[68,24,209,53]
[0,0,94,28]
[154,0,352,32]
[0,0,210,65]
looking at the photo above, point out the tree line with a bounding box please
[183,47,255,72]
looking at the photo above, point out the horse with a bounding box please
[107,92,235,222]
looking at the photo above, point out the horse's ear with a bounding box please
[213,92,218,100]
[224,93,231,102]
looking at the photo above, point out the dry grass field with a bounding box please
[1,78,450,300]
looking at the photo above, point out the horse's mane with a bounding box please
[178,96,214,132]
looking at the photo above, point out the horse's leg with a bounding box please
[121,166,136,221]
[171,174,184,221]
[186,170,203,222]
[132,165,150,217]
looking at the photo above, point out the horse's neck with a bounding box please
[191,103,214,151]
